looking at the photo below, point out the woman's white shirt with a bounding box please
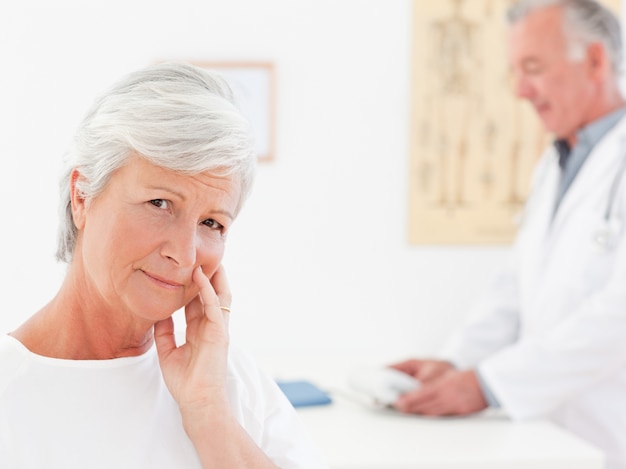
[0,334,327,469]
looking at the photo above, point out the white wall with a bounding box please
[0,0,510,364]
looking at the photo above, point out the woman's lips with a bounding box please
[141,270,184,289]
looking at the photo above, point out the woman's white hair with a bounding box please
[56,62,256,263]
[507,0,622,73]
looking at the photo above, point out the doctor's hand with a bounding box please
[154,265,231,419]
[394,369,488,417]
[389,359,455,383]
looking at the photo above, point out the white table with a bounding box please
[297,395,604,469]
[259,354,606,469]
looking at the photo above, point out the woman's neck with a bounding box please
[11,274,154,360]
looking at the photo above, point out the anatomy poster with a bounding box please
[408,0,620,244]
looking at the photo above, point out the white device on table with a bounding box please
[348,367,421,407]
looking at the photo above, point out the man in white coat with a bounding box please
[391,1,626,467]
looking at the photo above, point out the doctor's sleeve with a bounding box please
[477,246,626,420]
[439,248,522,370]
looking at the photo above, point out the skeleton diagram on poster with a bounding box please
[408,0,620,244]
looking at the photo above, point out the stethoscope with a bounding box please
[517,140,626,253]
[591,140,626,253]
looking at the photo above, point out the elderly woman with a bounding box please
[0,63,326,468]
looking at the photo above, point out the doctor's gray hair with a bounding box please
[506,0,622,74]
[56,62,256,263]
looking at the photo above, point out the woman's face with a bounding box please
[72,155,241,322]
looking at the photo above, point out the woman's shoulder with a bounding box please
[225,344,330,468]
[226,343,275,394]
[0,335,30,395]
[225,343,292,419]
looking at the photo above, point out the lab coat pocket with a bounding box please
[580,244,614,291]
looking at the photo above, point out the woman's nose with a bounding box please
[161,224,198,267]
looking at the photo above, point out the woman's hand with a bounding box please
[154,266,278,468]
[154,264,232,419]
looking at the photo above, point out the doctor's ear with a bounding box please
[69,169,89,230]
[586,42,610,81]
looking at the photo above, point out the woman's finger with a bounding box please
[209,264,232,309]
[184,292,204,327]
[154,316,176,359]
[193,266,223,325]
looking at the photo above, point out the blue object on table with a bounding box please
[276,380,332,407]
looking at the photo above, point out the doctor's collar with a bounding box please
[553,107,626,168]
[553,139,570,170]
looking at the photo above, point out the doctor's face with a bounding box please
[508,6,597,143]
[72,155,241,322]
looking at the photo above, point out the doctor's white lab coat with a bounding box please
[441,115,626,469]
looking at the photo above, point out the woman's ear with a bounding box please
[70,169,88,230]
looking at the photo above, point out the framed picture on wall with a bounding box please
[193,62,276,162]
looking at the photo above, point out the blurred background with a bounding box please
[0,0,558,365]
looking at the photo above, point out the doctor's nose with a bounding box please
[161,224,198,268]
[513,75,535,100]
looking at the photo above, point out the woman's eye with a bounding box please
[150,199,169,210]
[202,218,224,231]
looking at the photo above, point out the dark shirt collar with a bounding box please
[553,107,626,169]
[551,106,626,215]
[554,139,570,170]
